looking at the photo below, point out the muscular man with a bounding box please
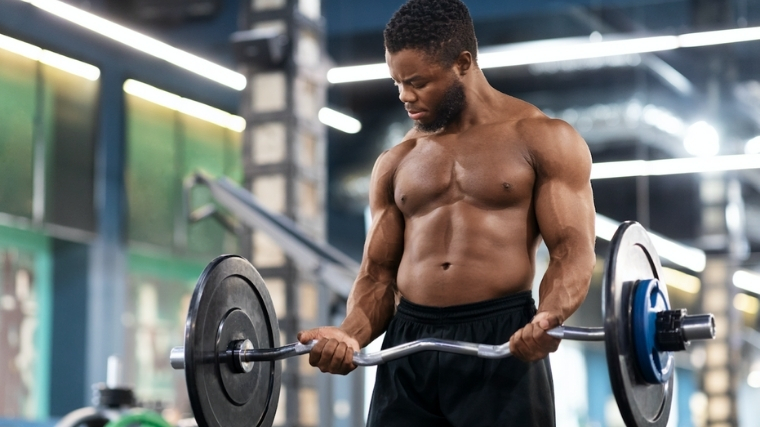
[298,0,596,425]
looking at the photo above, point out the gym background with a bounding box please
[0,0,759,426]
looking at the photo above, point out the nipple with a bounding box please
[502,183,511,190]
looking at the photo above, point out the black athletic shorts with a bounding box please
[366,291,555,427]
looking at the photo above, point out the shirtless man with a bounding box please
[298,0,596,425]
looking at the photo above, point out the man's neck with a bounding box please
[443,69,500,133]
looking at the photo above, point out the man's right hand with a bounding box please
[297,327,361,375]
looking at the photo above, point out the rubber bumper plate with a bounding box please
[183,255,281,427]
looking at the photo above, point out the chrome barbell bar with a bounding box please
[170,314,714,371]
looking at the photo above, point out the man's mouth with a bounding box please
[407,109,425,121]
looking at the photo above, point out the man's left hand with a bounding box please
[508,311,561,361]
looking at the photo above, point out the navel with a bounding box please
[441,262,451,271]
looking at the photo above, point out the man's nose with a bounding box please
[398,86,416,103]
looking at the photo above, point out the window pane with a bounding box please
[0,50,36,218]
[126,95,177,247]
[43,64,98,232]
[182,117,240,255]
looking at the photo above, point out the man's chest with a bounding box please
[393,139,536,214]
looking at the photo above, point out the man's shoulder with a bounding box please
[515,115,579,144]
[485,95,569,140]
[373,134,419,176]
[510,111,591,175]
[382,131,420,162]
[498,98,582,152]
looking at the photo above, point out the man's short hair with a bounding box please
[384,0,478,66]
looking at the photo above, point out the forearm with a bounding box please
[339,270,397,348]
[536,244,596,323]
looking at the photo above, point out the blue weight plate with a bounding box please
[603,221,673,427]
[632,279,674,384]
[184,255,281,427]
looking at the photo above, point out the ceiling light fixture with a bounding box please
[0,32,100,80]
[19,0,246,90]
[328,25,760,84]
[744,136,760,154]
[683,121,720,157]
[318,108,362,134]
[733,270,760,295]
[590,154,760,180]
[123,79,246,132]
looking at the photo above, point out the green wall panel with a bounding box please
[0,51,37,218]
[43,65,97,232]
[182,118,228,255]
[125,94,242,256]
[126,96,177,248]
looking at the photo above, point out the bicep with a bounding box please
[362,153,405,279]
[533,125,595,252]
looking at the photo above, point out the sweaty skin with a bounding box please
[298,49,596,374]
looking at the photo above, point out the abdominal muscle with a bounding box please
[395,202,539,307]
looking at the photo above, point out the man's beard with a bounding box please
[414,79,466,133]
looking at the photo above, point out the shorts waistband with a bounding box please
[396,291,535,324]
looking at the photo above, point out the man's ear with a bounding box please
[454,51,473,76]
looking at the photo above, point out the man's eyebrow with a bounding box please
[396,75,424,85]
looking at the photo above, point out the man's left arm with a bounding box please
[509,118,597,361]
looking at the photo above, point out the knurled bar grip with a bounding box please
[170,325,605,369]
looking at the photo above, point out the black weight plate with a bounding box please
[603,222,673,427]
[184,255,281,427]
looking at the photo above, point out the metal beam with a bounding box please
[187,171,358,298]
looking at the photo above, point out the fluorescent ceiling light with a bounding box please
[683,121,720,157]
[749,371,760,388]
[0,32,42,59]
[0,33,100,80]
[745,136,760,154]
[590,154,760,180]
[734,293,759,314]
[733,270,760,295]
[679,26,760,47]
[39,50,100,80]
[327,63,390,85]
[595,214,706,272]
[328,25,760,84]
[641,105,685,136]
[662,267,701,294]
[648,232,706,272]
[19,0,246,90]
[123,79,245,132]
[479,36,679,69]
[594,214,620,241]
[318,107,362,134]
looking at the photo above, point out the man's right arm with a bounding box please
[298,148,406,374]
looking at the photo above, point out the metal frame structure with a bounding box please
[237,1,364,425]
